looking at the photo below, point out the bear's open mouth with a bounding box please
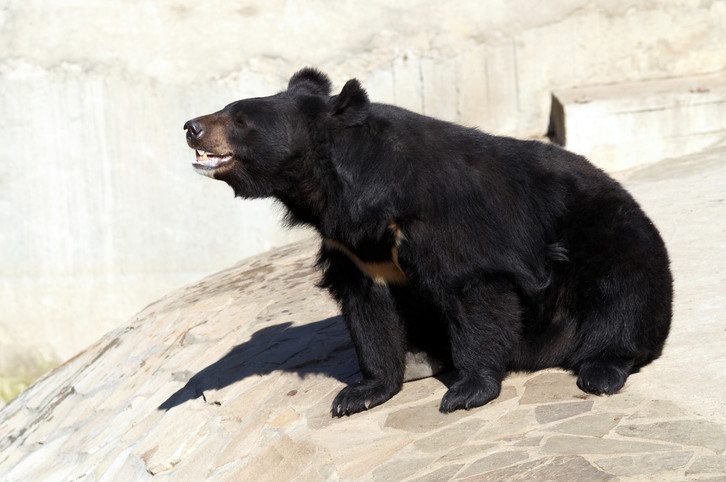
[192,149,233,174]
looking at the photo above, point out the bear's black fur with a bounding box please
[184,68,672,416]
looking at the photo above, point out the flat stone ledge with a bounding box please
[551,74,726,171]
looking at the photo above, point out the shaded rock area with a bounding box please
[1,146,726,480]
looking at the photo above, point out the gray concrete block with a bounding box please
[551,74,726,171]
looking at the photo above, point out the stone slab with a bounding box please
[595,451,694,477]
[534,400,594,424]
[542,435,677,455]
[616,420,726,454]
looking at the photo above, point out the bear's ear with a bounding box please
[287,68,332,96]
[329,79,370,127]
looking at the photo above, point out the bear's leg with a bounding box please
[439,279,521,413]
[331,282,406,417]
[576,357,634,395]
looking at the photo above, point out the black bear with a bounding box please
[183,68,672,417]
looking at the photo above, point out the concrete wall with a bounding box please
[2,0,725,382]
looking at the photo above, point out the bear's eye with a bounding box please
[234,115,248,128]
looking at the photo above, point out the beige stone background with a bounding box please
[1,0,725,406]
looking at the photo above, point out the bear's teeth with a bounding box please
[195,149,219,159]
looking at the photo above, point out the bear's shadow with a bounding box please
[158,316,361,410]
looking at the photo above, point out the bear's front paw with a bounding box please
[439,374,501,413]
[331,380,400,417]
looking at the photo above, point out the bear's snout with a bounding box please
[183,115,236,177]
[183,119,204,141]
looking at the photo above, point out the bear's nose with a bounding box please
[183,119,204,140]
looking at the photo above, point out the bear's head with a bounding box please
[183,68,370,199]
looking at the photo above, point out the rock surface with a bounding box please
[1,146,726,480]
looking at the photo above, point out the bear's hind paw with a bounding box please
[576,358,632,395]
